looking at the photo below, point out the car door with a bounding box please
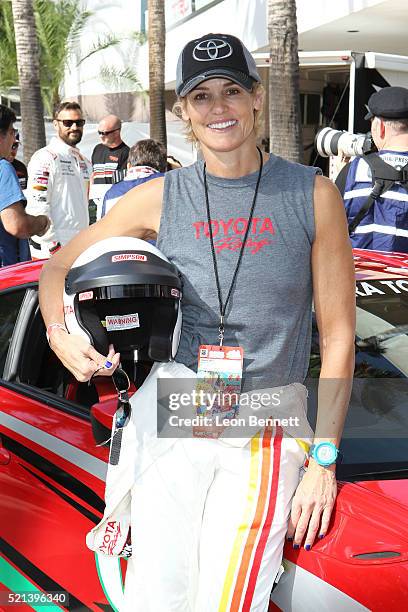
[271,289,408,612]
[0,283,117,610]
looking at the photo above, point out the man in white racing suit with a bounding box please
[26,101,91,258]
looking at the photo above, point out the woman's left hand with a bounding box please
[286,459,337,549]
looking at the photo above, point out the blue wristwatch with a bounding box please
[309,442,340,467]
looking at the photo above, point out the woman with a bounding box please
[40,33,355,611]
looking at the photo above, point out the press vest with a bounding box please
[344,151,408,253]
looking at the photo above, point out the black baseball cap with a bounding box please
[365,86,408,120]
[176,33,261,97]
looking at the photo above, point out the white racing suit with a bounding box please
[26,137,91,258]
[87,362,313,611]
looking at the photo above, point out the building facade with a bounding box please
[63,0,408,133]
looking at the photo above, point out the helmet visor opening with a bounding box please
[77,294,179,360]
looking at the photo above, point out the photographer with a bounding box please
[336,86,408,253]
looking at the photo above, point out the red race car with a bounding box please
[0,250,407,611]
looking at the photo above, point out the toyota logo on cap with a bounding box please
[192,38,233,62]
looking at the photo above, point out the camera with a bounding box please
[315,127,375,158]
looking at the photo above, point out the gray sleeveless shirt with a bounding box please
[157,154,320,389]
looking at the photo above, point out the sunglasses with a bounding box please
[91,367,131,448]
[11,142,20,151]
[112,368,131,407]
[98,128,120,136]
[56,119,86,128]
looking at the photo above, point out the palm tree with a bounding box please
[34,0,92,116]
[3,1,142,133]
[11,0,45,163]
[0,2,18,94]
[148,0,166,147]
[78,30,144,96]
[268,0,303,162]
[1,1,92,117]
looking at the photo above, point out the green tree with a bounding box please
[0,1,18,92]
[78,30,144,93]
[11,0,46,162]
[148,0,166,147]
[2,0,145,141]
[34,0,92,115]
[268,0,303,162]
[1,0,91,117]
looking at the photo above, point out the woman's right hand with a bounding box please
[49,328,120,382]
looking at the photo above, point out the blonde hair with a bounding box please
[172,82,265,147]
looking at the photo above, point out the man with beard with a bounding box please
[26,101,91,258]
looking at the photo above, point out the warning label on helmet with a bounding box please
[112,254,147,262]
[105,313,140,331]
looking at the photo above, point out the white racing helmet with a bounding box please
[63,237,182,362]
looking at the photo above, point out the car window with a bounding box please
[15,299,100,408]
[12,291,125,419]
[0,289,27,377]
[0,283,117,420]
[308,282,408,479]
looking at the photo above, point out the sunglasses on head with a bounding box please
[98,128,120,136]
[56,119,86,128]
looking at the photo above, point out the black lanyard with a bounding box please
[93,367,131,467]
[203,146,264,346]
